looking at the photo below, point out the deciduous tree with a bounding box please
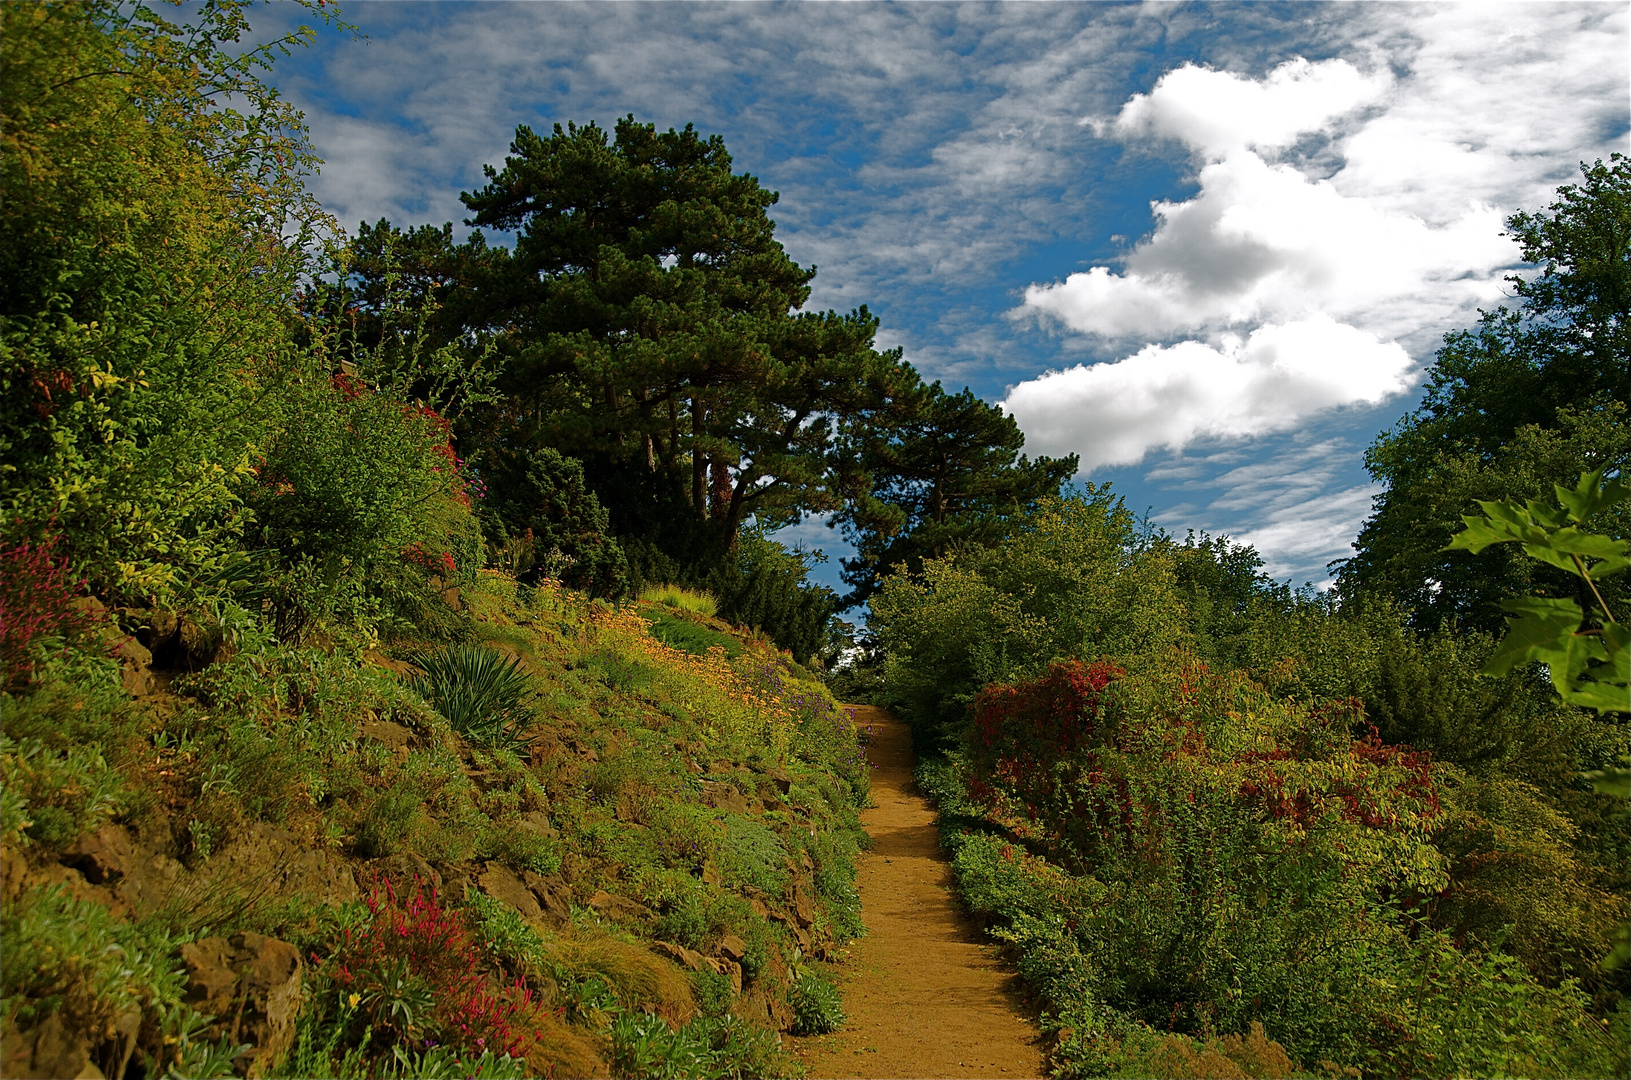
[1340,156,1631,631]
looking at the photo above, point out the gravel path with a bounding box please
[792,705,1045,1080]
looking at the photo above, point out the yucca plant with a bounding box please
[409,645,533,748]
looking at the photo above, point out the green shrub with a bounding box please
[937,653,1628,1076]
[1431,772,1628,986]
[0,734,123,853]
[463,890,549,977]
[871,490,1187,749]
[645,610,741,658]
[1,885,241,1079]
[651,877,710,952]
[1364,621,1554,774]
[806,828,864,943]
[247,376,478,642]
[788,966,844,1035]
[608,1010,793,1080]
[583,648,653,695]
[481,446,629,597]
[354,778,427,859]
[717,817,788,897]
[0,0,318,604]
[483,822,564,877]
[690,968,736,1018]
[410,644,534,748]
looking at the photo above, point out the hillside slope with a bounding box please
[2,574,869,1078]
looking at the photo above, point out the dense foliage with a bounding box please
[886,518,1628,1075]
[0,0,331,602]
[874,165,1630,1075]
[3,3,1625,1077]
[1,6,873,1078]
[335,120,1077,655]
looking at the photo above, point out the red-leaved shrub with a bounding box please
[329,877,538,1063]
[0,531,101,688]
[966,658,1444,874]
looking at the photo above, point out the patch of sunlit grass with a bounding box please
[590,609,795,756]
[636,584,718,618]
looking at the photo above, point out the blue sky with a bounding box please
[259,1,1628,593]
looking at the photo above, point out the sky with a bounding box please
[257,0,1628,593]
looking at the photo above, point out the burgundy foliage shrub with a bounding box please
[0,531,101,688]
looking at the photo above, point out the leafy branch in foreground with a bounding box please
[1447,468,1629,713]
[1449,468,1630,971]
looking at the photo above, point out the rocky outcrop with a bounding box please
[587,889,650,923]
[179,932,302,1078]
[478,862,545,921]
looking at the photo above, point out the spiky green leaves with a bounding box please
[409,645,535,748]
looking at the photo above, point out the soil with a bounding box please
[792,705,1045,1080]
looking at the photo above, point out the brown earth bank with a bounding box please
[792,705,1044,1080]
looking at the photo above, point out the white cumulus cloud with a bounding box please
[1111,56,1390,159]
[1020,148,1512,340]
[1010,7,1627,474]
[1003,315,1411,472]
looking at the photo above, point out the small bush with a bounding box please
[583,647,653,695]
[609,1010,793,1080]
[354,779,427,859]
[646,610,741,658]
[0,533,101,689]
[690,968,736,1018]
[481,446,630,598]
[652,877,710,952]
[319,879,543,1069]
[717,817,789,897]
[246,375,478,643]
[483,821,563,876]
[1,734,123,853]
[410,644,534,748]
[1,885,240,1079]
[807,828,864,943]
[788,966,844,1035]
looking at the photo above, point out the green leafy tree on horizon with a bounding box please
[1340,155,1630,633]
[455,117,901,560]
[830,379,1077,610]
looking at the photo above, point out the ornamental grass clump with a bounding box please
[410,645,533,749]
[638,583,718,618]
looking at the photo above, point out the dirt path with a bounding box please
[792,705,1044,1080]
